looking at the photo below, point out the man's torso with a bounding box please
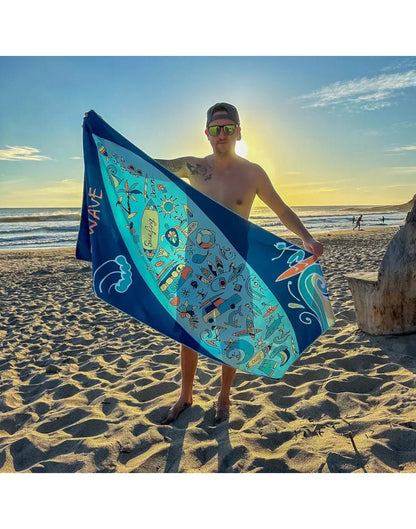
[184,155,259,219]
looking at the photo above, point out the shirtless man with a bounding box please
[156,102,323,424]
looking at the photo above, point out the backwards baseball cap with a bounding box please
[206,102,240,127]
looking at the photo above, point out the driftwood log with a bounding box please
[345,201,416,335]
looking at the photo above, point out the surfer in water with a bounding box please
[156,102,324,424]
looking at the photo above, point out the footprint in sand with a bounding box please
[268,394,299,409]
[370,443,401,471]
[132,381,178,403]
[93,447,112,469]
[153,370,168,381]
[257,430,295,450]
[63,419,109,438]
[195,445,217,466]
[20,379,62,404]
[373,427,416,453]
[101,398,119,416]
[101,353,120,364]
[327,353,382,372]
[151,353,179,365]
[118,439,152,465]
[132,377,154,388]
[275,409,298,422]
[295,367,333,383]
[33,401,50,416]
[324,374,385,394]
[248,457,296,473]
[296,399,340,420]
[239,403,263,419]
[376,363,402,375]
[36,408,90,434]
[29,373,48,385]
[95,370,120,384]
[52,383,81,400]
[116,357,129,369]
[234,391,254,402]
[85,388,105,404]
[0,413,33,435]
[267,383,296,408]
[326,452,363,473]
[10,437,45,472]
[218,445,248,472]
[229,418,245,430]
[72,373,102,388]
[132,423,147,437]
[31,460,85,473]
[81,361,101,372]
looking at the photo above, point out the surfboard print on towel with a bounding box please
[76,111,335,379]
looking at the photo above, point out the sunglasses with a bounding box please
[207,124,238,136]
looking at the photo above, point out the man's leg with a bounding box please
[160,344,198,424]
[215,364,236,423]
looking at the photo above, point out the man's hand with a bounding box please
[303,237,324,259]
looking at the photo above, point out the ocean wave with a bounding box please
[0,232,77,244]
[0,211,81,223]
[0,225,78,236]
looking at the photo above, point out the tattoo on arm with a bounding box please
[186,162,212,181]
[156,159,186,175]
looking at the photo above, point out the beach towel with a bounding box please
[76,110,335,379]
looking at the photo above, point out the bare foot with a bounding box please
[160,399,192,425]
[215,400,230,423]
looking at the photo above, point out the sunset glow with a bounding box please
[1,56,415,208]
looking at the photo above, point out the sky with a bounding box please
[1,1,416,518]
[1,55,415,208]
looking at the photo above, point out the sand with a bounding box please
[0,226,415,473]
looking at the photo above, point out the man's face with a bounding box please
[205,111,241,154]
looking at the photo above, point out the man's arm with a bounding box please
[155,157,193,179]
[255,166,323,258]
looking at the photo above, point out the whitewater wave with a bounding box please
[0,211,81,223]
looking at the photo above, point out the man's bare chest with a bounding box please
[186,160,257,216]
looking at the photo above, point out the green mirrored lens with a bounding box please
[224,125,236,135]
[208,126,220,136]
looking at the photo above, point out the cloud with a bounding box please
[0,178,82,207]
[278,178,347,190]
[295,69,416,112]
[386,166,416,174]
[0,178,25,185]
[37,179,82,196]
[0,145,52,161]
[386,145,416,153]
[69,156,82,160]
[381,58,416,73]
[381,183,416,189]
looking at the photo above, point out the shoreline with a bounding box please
[1,225,415,473]
[0,225,400,254]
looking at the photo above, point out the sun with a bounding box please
[158,195,178,217]
[235,139,248,158]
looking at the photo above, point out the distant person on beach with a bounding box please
[353,214,363,230]
[381,216,385,224]
[352,216,355,225]
[155,102,324,424]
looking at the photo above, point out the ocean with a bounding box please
[0,206,407,252]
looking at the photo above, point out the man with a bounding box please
[156,102,323,424]
[353,214,363,230]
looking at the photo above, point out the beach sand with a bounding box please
[1,226,415,473]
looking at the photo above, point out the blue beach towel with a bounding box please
[76,110,335,379]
